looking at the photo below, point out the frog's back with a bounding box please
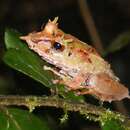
[62,33,115,78]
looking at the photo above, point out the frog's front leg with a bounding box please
[43,65,70,84]
[43,65,67,95]
[43,66,92,92]
[44,65,63,77]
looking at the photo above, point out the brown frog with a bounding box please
[20,17,129,102]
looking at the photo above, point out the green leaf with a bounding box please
[101,119,124,130]
[105,32,130,55]
[57,84,85,102]
[3,29,84,101]
[3,49,54,87]
[99,110,127,130]
[4,29,25,50]
[0,108,51,130]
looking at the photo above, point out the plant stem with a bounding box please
[0,95,104,114]
[0,95,126,118]
[0,95,130,127]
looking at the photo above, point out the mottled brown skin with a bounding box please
[20,17,129,102]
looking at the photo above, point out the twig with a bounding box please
[0,95,130,128]
[78,0,104,54]
[0,95,129,123]
[0,95,104,115]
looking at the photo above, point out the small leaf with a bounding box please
[0,108,51,130]
[101,119,124,130]
[57,85,84,102]
[105,32,130,55]
[4,28,25,50]
[99,110,126,130]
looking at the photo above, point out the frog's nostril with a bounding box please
[68,52,72,56]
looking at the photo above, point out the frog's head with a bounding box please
[20,17,74,67]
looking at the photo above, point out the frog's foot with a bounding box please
[50,87,59,96]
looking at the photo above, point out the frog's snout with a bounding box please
[20,35,29,41]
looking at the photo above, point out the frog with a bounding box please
[20,17,129,102]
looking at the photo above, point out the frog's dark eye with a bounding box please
[53,42,62,50]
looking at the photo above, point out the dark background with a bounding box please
[0,0,130,130]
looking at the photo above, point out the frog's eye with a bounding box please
[53,42,62,50]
